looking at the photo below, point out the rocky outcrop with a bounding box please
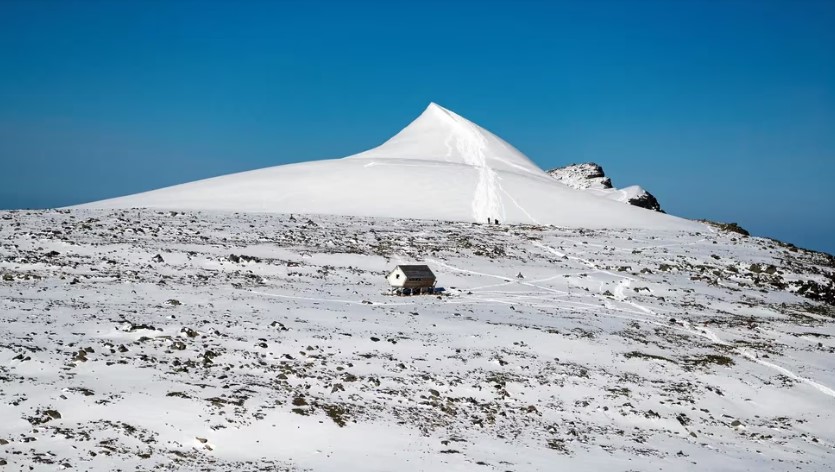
[546,163,612,190]
[547,163,664,212]
[627,190,662,212]
[700,220,750,236]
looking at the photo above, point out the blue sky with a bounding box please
[1,0,833,253]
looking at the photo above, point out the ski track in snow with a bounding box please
[739,351,835,398]
[497,179,541,225]
[445,110,504,224]
[533,241,634,281]
[426,257,567,296]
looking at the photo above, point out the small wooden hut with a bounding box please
[386,265,436,295]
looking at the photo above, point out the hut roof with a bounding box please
[394,265,435,279]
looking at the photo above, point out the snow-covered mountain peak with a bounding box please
[348,102,546,176]
[77,103,702,230]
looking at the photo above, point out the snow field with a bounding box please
[0,209,833,470]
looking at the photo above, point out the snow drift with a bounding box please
[78,103,702,230]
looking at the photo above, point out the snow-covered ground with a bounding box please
[1,209,834,471]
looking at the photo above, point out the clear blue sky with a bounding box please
[1,0,833,253]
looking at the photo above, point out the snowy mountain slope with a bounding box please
[547,163,663,212]
[1,209,834,471]
[77,104,698,231]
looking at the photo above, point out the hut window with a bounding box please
[395,274,400,279]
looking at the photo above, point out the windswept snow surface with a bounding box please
[2,209,835,471]
[77,103,701,231]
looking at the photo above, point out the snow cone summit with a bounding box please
[78,103,703,232]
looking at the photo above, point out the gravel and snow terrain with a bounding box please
[2,209,834,471]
